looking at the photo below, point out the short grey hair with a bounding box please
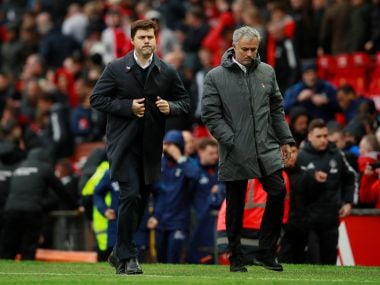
[232,26,261,45]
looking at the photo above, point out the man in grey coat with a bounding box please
[201,26,294,272]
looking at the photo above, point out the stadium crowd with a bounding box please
[0,0,380,266]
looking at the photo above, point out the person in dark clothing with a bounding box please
[188,138,225,264]
[36,11,79,69]
[279,145,310,264]
[0,142,25,235]
[90,20,190,274]
[0,148,76,260]
[284,62,339,122]
[289,106,310,147]
[297,119,358,265]
[201,26,295,272]
[147,130,199,263]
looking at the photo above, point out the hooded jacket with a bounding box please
[201,48,294,180]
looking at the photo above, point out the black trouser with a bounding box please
[114,152,151,261]
[278,225,309,264]
[0,211,42,260]
[225,169,286,262]
[306,226,338,265]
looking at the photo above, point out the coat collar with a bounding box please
[124,50,161,73]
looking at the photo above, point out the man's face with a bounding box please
[308,127,329,151]
[336,90,354,110]
[285,146,298,168]
[199,145,219,166]
[132,28,156,58]
[302,70,317,87]
[328,132,346,149]
[293,115,309,134]
[233,36,259,67]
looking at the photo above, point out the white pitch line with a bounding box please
[0,272,378,283]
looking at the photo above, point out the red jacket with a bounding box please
[217,171,290,231]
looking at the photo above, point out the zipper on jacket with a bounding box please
[245,71,262,175]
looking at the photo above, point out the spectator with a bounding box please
[284,62,339,122]
[62,3,89,45]
[348,0,371,53]
[55,158,79,210]
[188,138,225,264]
[358,133,380,206]
[100,6,133,64]
[145,10,180,57]
[364,0,380,53]
[0,23,24,77]
[289,106,310,147]
[36,11,79,69]
[319,0,350,55]
[93,168,119,261]
[336,84,373,124]
[147,130,199,263]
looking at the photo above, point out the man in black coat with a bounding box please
[0,148,76,260]
[90,19,190,275]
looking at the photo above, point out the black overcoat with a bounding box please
[90,52,190,183]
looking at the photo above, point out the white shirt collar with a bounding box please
[233,57,247,73]
[134,50,153,69]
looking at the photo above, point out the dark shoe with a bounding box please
[126,257,143,275]
[108,252,126,274]
[229,256,248,272]
[252,256,283,272]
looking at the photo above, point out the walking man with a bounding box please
[201,26,294,272]
[90,19,190,274]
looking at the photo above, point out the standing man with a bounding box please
[297,119,357,264]
[90,20,190,275]
[201,26,294,272]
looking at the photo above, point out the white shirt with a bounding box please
[134,51,153,69]
[232,57,247,73]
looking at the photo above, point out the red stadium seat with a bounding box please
[317,55,336,80]
[332,53,371,95]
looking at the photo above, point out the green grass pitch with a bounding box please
[0,261,379,284]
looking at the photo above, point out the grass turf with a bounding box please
[0,261,379,285]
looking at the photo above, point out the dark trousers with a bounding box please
[155,229,188,263]
[0,211,42,260]
[306,227,338,265]
[114,152,151,261]
[278,226,309,264]
[225,169,286,262]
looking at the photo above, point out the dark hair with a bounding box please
[308,118,327,133]
[198,138,218,150]
[130,19,157,39]
[337,84,355,95]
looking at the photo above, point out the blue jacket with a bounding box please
[93,170,119,250]
[153,156,199,231]
[284,80,339,121]
[192,163,226,220]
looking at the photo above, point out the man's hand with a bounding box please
[104,209,116,220]
[281,144,292,164]
[132,98,145,117]
[314,170,328,183]
[156,96,170,115]
[298,89,313,102]
[147,217,158,229]
[311,94,328,106]
[339,203,352,218]
[163,143,182,162]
